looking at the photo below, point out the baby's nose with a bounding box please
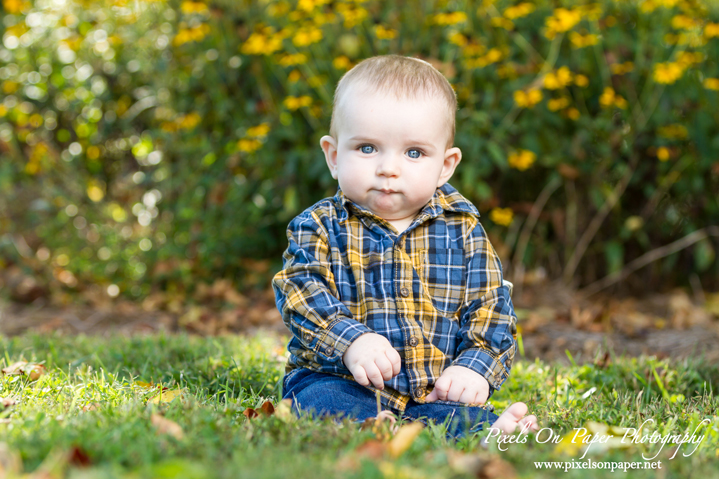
[376,155,401,176]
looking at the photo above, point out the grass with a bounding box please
[1,332,718,478]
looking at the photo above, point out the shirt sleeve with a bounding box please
[272,210,373,367]
[452,221,517,393]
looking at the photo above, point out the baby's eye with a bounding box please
[359,145,375,154]
[407,149,422,159]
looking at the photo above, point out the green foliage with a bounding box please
[1,333,719,477]
[1,0,719,301]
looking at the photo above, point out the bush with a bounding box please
[1,0,718,302]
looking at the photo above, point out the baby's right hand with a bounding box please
[342,333,402,390]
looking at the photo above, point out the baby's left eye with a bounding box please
[360,145,375,154]
[407,149,422,159]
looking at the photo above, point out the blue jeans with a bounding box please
[282,369,499,437]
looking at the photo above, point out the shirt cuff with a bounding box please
[452,347,513,392]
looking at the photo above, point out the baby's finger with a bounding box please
[351,366,370,387]
[374,355,394,381]
[386,349,402,377]
[446,384,464,402]
[432,375,452,401]
[364,363,385,390]
[458,388,478,405]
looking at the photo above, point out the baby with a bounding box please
[273,54,537,436]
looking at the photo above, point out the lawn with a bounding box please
[1,332,718,478]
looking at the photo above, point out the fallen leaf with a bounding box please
[259,401,274,416]
[1,397,17,409]
[151,414,184,440]
[149,389,184,404]
[68,446,91,467]
[243,408,259,419]
[0,442,23,477]
[1,361,46,381]
[479,456,517,479]
[387,422,424,458]
[353,440,385,461]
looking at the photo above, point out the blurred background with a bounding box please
[1,0,718,341]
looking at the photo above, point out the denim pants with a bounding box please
[282,368,499,437]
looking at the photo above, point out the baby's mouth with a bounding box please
[378,188,398,194]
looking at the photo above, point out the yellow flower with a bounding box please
[237,138,262,153]
[565,107,580,120]
[490,208,514,226]
[374,25,398,40]
[432,12,468,26]
[548,97,570,111]
[288,70,302,83]
[246,123,270,138]
[297,0,329,12]
[671,15,697,30]
[544,67,573,89]
[485,48,503,63]
[491,17,515,30]
[173,24,211,46]
[283,95,313,111]
[656,146,670,161]
[278,53,308,67]
[178,112,201,130]
[504,3,535,20]
[705,23,719,38]
[2,0,28,14]
[514,89,543,108]
[657,124,688,140]
[462,43,485,58]
[569,32,599,48]
[180,1,209,14]
[448,32,468,47]
[653,62,684,84]
[508,149,536,170]
[241,31,284,55]
[333,56,351,70]
[574,74,589,87]
[293,26,323,47]
[496,64,518,79]
[703,78,719,90]
[610,62,634,75]
[676,51,704,68]
[545,8,583,39]
[599,87,627,109]
[337,4,368,28]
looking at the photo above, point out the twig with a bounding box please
[579,226,719,297]
[563,160,636,284]
[511,176,561,295]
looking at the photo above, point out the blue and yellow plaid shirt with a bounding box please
[272,183,517,412]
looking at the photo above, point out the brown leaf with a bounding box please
[387,422,424,458]
[68,446,91,467]
[1,361,46,381]
[243,408,259,419]
[150,414,184,440]
[479,456,517,479]
[1,397,17,409]
[259,401,275,416]
[354,440,386,461]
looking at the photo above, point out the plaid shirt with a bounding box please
[272,183,517,413]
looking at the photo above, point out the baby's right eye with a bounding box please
[359,145,375,154]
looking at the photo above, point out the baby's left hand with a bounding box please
[424,366,489,405]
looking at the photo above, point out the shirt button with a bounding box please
[414,388,425,399]
[303,333,312,343]
[324,347,334,356]
[400,287,409,297]
[408,337,419,347]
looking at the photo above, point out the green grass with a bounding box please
[1,332,718,478]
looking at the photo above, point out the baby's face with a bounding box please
[321,87,461,231]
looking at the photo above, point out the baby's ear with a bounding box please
[320,135,339,179]
[437,147,462,187]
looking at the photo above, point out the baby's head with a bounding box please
[320,55,462,232]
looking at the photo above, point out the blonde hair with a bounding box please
[329,55,457,148]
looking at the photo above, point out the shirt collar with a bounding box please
[333,183,480,226]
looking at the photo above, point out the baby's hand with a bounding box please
[343,333,402,390]
[425,365,489,405]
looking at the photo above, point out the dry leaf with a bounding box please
[243,408,259,419]
[149,389,184,404]
[151,414,184,440]
[67,446,91,467]
[1,397,17,409]
[1,361,46,381]
[479,456,517,479]
[259,401,274,416]
[387,422,424,458]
